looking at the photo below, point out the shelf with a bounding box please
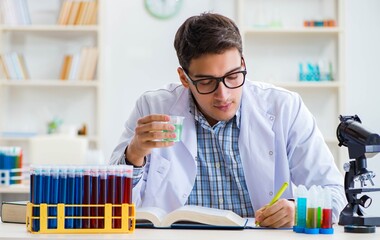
[0,135,99,143]
[0,185,29,194]
[0,25,99,32]
[0,80,99,87]
[270,81,341,89]
[243,27,341,34]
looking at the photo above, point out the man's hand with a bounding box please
[126,114,176,166]
[255,199,295,228]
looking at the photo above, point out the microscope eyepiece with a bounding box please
[337,115,380,149]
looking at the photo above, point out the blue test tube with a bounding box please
[41,166,51,203]
[74,167,84,228]
[58,165,67,229]
[31,165,42,232]
[65,166,75,228]
[49,166,59,229]
[58,166,67,204]
[293,185,308,233]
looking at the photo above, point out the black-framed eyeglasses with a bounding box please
[182,68,247,94]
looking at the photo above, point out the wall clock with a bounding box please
[144,0,183,20]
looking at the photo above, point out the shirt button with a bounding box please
[182,194,187,198]
[269,151,273,155]
[269,116,274,121]
[269,191,273,196]
[215,162,220,168]
[219,198,224,204]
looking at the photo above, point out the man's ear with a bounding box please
[177,67,190,88]
[241,56,246,69]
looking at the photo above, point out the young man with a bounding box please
[110,13,346,228]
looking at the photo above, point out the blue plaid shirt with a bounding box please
[186,96,254,218]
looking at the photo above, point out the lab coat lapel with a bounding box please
[239,86,276,211]
[169,89,197,160]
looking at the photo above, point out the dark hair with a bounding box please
[174,12,243,71]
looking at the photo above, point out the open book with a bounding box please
[136,205,252,229]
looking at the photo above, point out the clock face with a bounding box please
[144,0,183,20]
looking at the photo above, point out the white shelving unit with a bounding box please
[0,0,103,164]
[236,0,345,167]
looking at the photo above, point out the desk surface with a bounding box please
[0,221,379,240]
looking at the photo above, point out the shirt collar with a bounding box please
[188,91,241,129]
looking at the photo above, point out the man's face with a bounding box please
[178,48,245,126]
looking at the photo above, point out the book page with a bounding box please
[161,205,247,228]
[136,207,168,227]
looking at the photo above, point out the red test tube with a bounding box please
[320,188,334,234]
[121,165,133,229]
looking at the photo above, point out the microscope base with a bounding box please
[339,215,380,227]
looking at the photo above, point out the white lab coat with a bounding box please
[110,80,346,222]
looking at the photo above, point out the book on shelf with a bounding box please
[0,53,30,80]
[60,47,98,81]
[57,0,72,25]
[66,1,81,25]
[60,55,73,80]
[88,1,98,25]
[0,0,31,26]
[81,47,98,80]
[57,0,98,26]
[9,53,22,79]
[74,2,86,25]
[136,205,255,229]
[17,54,30,80]
[0,55,10,79]
[68,53,80,80]
[77,47,90,80]
[2,54,17,80]
[1,201,28,224]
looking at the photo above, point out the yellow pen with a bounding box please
[269,182,289,206]
[256,182,289,226]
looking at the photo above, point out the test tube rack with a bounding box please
[26,202,135,234]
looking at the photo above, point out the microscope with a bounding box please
[337,115,380,228]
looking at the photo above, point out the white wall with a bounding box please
[345,0,380,214]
